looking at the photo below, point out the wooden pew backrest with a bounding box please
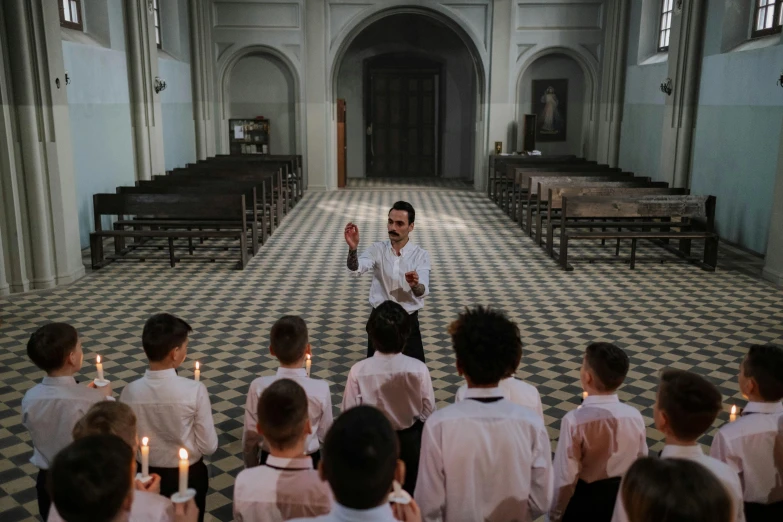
[549,186,685,208]
[563,195,714,219]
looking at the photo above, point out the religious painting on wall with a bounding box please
[532,79,567,142]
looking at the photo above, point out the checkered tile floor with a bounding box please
[1,185,782,521]
[347,177,473,189]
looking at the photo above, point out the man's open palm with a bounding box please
[345,222,360,250]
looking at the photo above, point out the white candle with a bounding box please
[305,354,311,377]
[141,437,150,478]
[393,480,403,498]
[96,355,104,381]
[194,361,200,382]
[178,448,189,496]
[729,405,737,423]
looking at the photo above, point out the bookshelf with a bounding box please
[229,118,270,155]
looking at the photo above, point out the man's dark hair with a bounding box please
[389,201,415,225]
[257,379,309,450]
[322,406,398,510]
[448,306,522,386]
[270,316,309,365]
[657,369,722,441]
[27,323,79,373]
[50,434,134,522]
[585,342,629,392]
[743,344,783,401]
[141,313,192,362]
[366,301,411,355]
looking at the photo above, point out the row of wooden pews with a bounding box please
[89,155,303,270]
[486,154,719,271]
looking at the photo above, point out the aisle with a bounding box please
[0,186,781,521]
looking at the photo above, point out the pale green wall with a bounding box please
[159,57,196,171]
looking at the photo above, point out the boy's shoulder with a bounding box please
[23,379,103,405]
[132,489,174,519]
[429,397,543,426]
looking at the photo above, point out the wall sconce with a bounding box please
[660,78,673,96]
[154,77,167,94]
[65,72,71,86]
[777,71,783,88]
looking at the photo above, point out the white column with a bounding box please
[188,0,216,160]
[596,0,629,167]
[304,0,328,190]
[484,0,513,190]
[762,117,783,286]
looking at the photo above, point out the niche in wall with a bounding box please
[228,53,296,154]
[518,54,586,156]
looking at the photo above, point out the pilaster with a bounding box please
[596,0,629,167]
[762,117,783,287]
[304,0,328,190]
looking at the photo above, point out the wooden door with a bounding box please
[337,99,347,188]
[369,70,437,177]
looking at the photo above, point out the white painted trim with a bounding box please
[762,266,783,287]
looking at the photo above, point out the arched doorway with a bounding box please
[329,6,488,188]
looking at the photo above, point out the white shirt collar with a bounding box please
[582,394,620,406]
[41,376,77,386]
[660,444,705,459]
[372,352,402,360]
[265,455,314,470]
[329,502,397,522]
[463,387,504,399]
[386,240,415,257]
[277,367,308,378]
[145,368,178,379]
[743,401,783,415]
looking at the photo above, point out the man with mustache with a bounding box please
[345,201,430,363]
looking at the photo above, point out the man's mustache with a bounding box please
[389,232,399,236]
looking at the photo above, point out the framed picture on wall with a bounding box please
[532,79,567,142]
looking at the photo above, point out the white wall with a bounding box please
[228,54,296,154]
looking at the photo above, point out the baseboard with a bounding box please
[762,266,783,287]
[57,265,86,286]
[307,185,330,192]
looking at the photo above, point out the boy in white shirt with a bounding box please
[550,342,648,522]
[243,316,333,468]
[120,313,217,522]
[710,344,783,521]
[234,379,332,521]
[342,300,435,494]
[415,306,553,522]
[611,369,745,522]
[22,322,111,520]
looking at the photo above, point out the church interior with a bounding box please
[1,1,782,521]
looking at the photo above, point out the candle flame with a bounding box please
[179,448,188,460]
[196,361,200,370]
[307,354,311,361]
[583,392,588,398]
[142,437,149,446]
[96,355,101,363]
[730,405,737,415]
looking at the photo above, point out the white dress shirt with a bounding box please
[243,368,333,465]
[415,387,554,522]
[234,455,332,522]
[341,352,435,431]
[550,394,648,521]
[48,490,174,522]
[710,401,783,504]
[289,502,398,522]
[610,443,745,522]
[21,376,107,469]
[348,240,431,313]
[120,368,218,466]
[454,377,544,420]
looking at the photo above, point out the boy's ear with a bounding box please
[455,358,464,377]
[269,345,276,357]
[747,376,759,398]
[304,418,312,436]
[584,369,594,387]
[256,423,264,437]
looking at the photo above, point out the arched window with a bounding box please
[153,0,162,48]
[753,0,783,38]
[658,0,673,51]
[60,0,84,31]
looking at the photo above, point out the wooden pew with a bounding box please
[90,194,249,269]
[197,155,302,207]
[206,154,303,200]
[557,195,718,271]
[487,154,583,200]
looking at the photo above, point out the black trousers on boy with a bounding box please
[148,459,209,522]
[36,469,50,521]
[397,419,424,495]
[562,477,622,522]
[745,500,783,522]
[367,310,425,363]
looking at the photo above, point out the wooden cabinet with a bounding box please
[229,118,270,155]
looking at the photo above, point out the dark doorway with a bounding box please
[365,54,442,177]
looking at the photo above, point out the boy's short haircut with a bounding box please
[585,342,630,392]
[743,344,783,401]
[50,434,134,522]
[257,378,308,450]
[658,369,722,441]
[27,323,79,373]
[141,313,192,362]
[270,316,309,365]
[366,301,411,354]
[322,406,398,510]
[73,402,138,449]
[448,306,522,386]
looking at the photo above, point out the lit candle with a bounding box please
[194,361,200,382]
[305,354,311,377]
[729,405,737,422]
[582,391,588,400]
[96,355,104,381]
[141,437,150,478]
[178,448,189,496]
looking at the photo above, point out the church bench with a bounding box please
[494,159,595,208]
[557,195,718,271]
[204,154,304,202]
[486,154,583,200]
[90,193,249,270]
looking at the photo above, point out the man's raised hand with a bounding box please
[405,271,419,288]
[345,222,360,250]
